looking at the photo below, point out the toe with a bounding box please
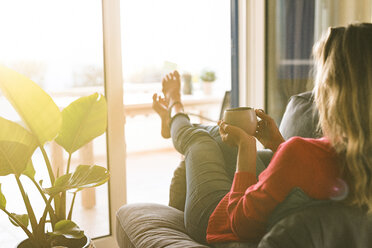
[152,93,158,102]
[174,70,180,79]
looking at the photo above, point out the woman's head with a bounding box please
[313,23,372,210]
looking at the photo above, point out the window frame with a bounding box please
[93,0,126,246]
[238,0,265,110]
[95,0,267,245]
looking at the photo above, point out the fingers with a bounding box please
[254,122,264,139]
[255,109,272,121]
[218,120,228,131]
[218,120,226,133]
[219,121,241,136]
[218,122,230,143]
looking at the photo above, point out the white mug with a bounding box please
[223,107,257,135]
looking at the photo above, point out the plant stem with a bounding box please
[30,178,48,204]
[33,197,53,247]
[67,192,77,220]
[30,178,57,226]
[60,192,66,220]
[60,153,72,220]
[39,145,60,222]
[66,153,72,174]
[1,207,33,238]
[15,175,38,235]
[54,193,62,222]
[38,197,54,233]
[39,146,55,185]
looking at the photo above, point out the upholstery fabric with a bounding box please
[258,202,372,248]
[168,161,186,211]
[278,91,320,140]
[116,91,372,248]
[116,203,209,248]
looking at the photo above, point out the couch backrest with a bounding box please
[278,91,320,140]
[258,201,372,248]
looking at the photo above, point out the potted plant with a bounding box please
[181,72,193,95]
[200,69,216,95]
[0,66,109,248]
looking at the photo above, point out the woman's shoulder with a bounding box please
[278,136,334,155]
[283,136,330,147]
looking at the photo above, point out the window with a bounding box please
[266,0,372,123]
[266,0,315,123]
[0,0,112,245]
[121,0,232,205]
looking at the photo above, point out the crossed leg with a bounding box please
[157,71,273,244]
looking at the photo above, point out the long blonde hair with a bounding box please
[313,23,372,211]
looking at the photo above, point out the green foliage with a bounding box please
[0,184,6,209]
[0,141,34,176]
[0,66,62,145]
[9,213,29,228]
[0,117,38,150]
[50,220,84,239]
[22,161,36,179]
[200,69,216,82]
[45,165,109,195]
[55,93,107,154]
[0,66,109,246]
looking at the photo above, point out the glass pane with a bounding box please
[121,0,231,204]
[266,0,372,124]
[0,0,109,246]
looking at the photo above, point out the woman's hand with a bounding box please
[219,120,254,147]
[254,109,285,152]
[219,120,257,173]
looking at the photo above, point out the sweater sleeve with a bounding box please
[208,137,308,241]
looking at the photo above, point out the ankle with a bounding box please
[169,94,181,105]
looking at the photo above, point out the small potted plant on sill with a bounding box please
[0,66,109,248]
[200,69,216,95]
[182,72,193,95]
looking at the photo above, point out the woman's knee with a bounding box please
[173,126,215,154]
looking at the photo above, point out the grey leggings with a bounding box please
[170,114,273,244]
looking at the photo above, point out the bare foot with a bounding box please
[162,70,181,104]
[152,93,171,138]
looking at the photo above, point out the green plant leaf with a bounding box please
[0,141,33,176]
[22,160,36,179]
[55,93,107,154]
[50,220,84,239]
[9,213,29,228]
[0,117,38,150]
[44,165,109,195]
[0,118,36,178]
[0,66,62,145]
[0,184,6,209]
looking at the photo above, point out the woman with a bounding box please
[152,23,372,244]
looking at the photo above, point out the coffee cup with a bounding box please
[223,107,257,135]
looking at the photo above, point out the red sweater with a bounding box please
[206,137,341,243]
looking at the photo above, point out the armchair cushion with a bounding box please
[116,203,209,248]
[258,201,372,248]
[278,91,320,140]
